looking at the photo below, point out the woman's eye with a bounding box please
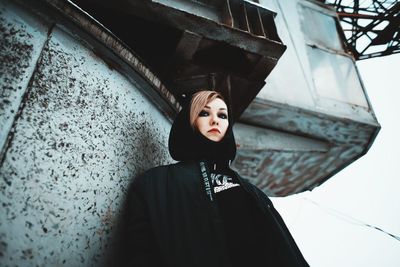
[218,113,228,119]
[199,110,209,117]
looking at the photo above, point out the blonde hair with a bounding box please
[189,90,226,128]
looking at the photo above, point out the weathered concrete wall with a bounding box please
[0,0,172,266]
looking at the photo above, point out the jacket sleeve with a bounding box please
[243,181,310,267]
[265,196,310,267]
[126,177,166,267]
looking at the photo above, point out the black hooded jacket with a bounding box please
[127,103,309,267]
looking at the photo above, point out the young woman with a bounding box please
[127,90,309,267]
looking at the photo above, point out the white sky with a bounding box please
[271,53,400,267]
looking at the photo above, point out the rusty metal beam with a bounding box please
[326,0,400,59]
[71,0,286,119]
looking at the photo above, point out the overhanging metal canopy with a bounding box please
[72,0,286,119]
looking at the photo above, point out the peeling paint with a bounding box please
[237,97,378,196]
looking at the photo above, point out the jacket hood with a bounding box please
[168,102,236,162]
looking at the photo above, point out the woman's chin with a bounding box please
[205,135,222,142]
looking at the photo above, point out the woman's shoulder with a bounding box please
[131,161,200,193]
[236,175,274,206]
[130,164,172,192]
[134,161,194,180]
[136,163,174,179]
[144,161,195,172]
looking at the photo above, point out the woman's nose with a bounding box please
[210,114,219,125]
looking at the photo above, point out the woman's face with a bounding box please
[195,98,229,142]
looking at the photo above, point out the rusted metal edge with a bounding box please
[148,0,287,59]
[307,124,381,193]
[240,97,380,145]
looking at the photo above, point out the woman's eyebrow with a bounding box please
[204,105,227,111]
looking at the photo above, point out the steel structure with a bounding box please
[324,0,400,59]
[0,0,381,264]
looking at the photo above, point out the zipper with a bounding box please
[199,161,215,202]
[198,161,232,267]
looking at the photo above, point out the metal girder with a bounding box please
[324,0,400,60]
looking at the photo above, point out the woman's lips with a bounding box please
[208,128,220,133]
